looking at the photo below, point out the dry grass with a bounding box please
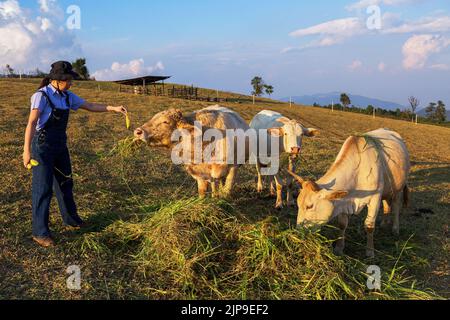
[0,79,448,300]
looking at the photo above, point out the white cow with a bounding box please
[289,128,411,258]
[250,110,319,209]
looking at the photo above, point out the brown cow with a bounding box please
[134,105,250,198]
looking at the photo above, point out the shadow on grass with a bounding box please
[411,165,450,184]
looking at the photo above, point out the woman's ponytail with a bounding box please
[38,77,51,90]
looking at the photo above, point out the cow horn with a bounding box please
[287,170,305,185]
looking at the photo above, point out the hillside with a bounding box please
[282,92,406,110]
[0,79,449,299]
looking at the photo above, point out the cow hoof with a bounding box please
[380,218,391,229]
[392,227,400,237]
[275,204,283,210]
[333,246,345,256]
[366,250,375,259]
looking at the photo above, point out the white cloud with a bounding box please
[39,17,52,31]
[346,0,420,11]
[430,64,450,71]
[92,59,165,81]
[402,34,450,70]
[0,0,21,18]
[378,62,386,71]
[38,0,56,13]
[0,0,82,71]
[287,18,366,49]
[349,60,363,70]
[384,16,450,34]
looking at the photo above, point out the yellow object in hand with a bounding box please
[27,159,39,170]
[126,113,131,130]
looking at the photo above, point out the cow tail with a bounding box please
[403,185,410,208]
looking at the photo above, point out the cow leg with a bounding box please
[211,179,220,198]
[286,158,296,207]
[219,178,225,190]
[222,166,237,198]
[365,195,382,258]
[392,195,402,236]
[197,178,209,198]
[273,174,284,209]
[381,200,392,229]
[270,178,276,196]
[334,213,349,256]
[256,161,264,193]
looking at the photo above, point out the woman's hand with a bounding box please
[23,150,31,169]
[109,106,128,115]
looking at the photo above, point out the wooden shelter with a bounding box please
[114,75,171,95]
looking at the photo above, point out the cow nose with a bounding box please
[291,147,301,154]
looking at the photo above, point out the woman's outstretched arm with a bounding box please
[23,110,40,168]
[80,102,127,115]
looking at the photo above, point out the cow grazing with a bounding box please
[250,110,319,209]
[134,105,250,198]
[288,128,410,258]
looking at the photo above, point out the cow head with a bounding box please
[134,109,193,148]
[267,117,319,157]
[288,170,348,227]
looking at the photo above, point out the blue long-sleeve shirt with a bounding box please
[31,84,85,131]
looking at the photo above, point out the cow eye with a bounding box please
[306,204,314,210]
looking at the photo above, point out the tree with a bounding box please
[435,100,447,123]
[408,96,420,115]
[72,58,90,80]
[366,105,374,115]
[5,64,14,77]
[425,102,437,121]
[251,76,265,97]
[264,84,274,97]
[340,93,351,110]
[34,68,48,77]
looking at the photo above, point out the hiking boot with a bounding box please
[32,236,56,248]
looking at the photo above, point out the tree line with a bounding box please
[310,93,447,124]
[1,58,91,80]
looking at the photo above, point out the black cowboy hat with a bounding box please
[49,61,80,81]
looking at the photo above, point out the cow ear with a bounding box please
[304,128,320,137]
[268,127,283,137]
[325,191,348,201]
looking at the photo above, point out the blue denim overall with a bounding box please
[31,90,83,238]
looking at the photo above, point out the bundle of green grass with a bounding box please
[72,197,438,300]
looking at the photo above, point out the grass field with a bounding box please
[0,79,448,300]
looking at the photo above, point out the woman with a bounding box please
[23,61,127,248]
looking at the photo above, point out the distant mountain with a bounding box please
[281,92,405,111]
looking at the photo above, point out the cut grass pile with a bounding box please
[69,197,440,300]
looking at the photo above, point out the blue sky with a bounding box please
[2,0,450,107]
